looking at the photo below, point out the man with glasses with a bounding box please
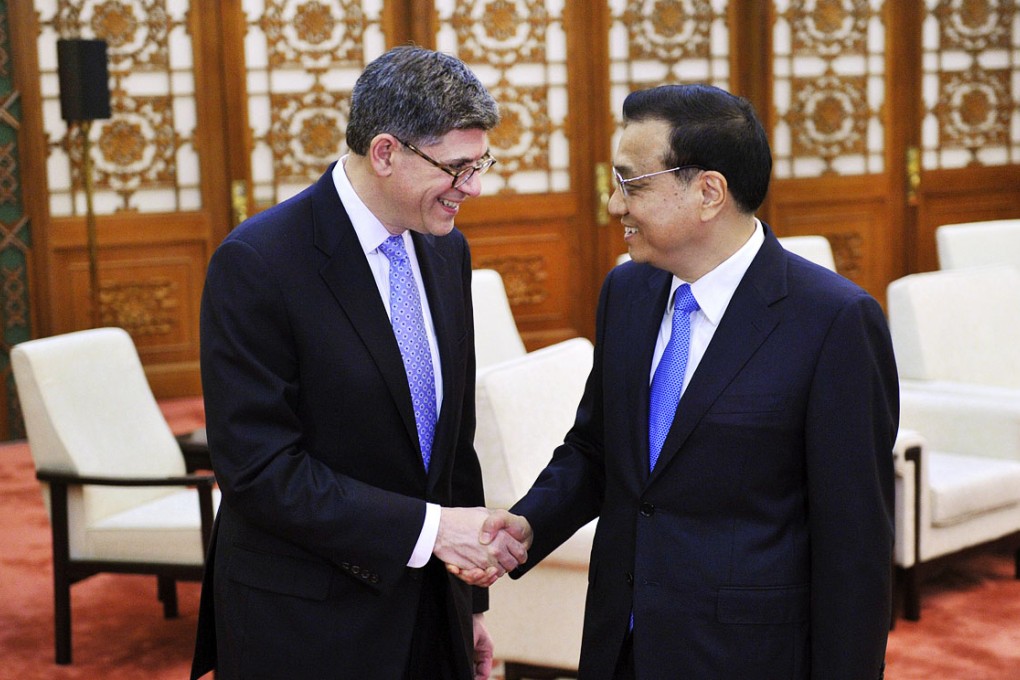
[192,46,531,680]
[476,84,898,679]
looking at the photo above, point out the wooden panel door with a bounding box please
[12,1,232,397]
[218,0,607,348]
[909,0,1020,272]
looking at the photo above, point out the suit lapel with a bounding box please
[622,267,673,486]
[311,166,425,471]
[647,230,788,487]
[409,231,457,487]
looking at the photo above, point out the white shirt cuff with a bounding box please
[407,502,441,568]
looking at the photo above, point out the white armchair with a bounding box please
[887,266,1020,461]
[11,327,219,664]
[887,268,1020,619]
[935,218,1020,270]
[474,337,594,679]
[893,429,1020,621]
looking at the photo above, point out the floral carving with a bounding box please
[98,119,146,166]
[91,0,139,48]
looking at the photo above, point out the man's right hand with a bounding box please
[434,508,532,587]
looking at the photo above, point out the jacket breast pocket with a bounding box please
[709,393,787,416]
[228,545,333,601]
[716,584,809,624]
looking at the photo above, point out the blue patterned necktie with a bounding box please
[378,235,437,471]
[648,283,699,471]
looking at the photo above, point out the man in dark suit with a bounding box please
[191,46,530,680]
[476,84,898,679]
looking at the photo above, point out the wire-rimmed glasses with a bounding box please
[612,165,705,198]
[396,137,497,190]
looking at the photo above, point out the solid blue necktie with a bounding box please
[378,235,437,471]
[648,283,699,471]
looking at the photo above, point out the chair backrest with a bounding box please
[935,219,1020,270]
[778,235,837,271]
[11,327,187,526]
[472,269,527,369]
[474,337,594,508]
[886,266,1020,387]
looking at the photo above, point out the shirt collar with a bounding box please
[332,155,405,254]
[670,219,765,326]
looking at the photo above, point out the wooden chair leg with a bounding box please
[157,576,179,619]
[53,565,72,664]
[902,565,921,621]
[49,481,73,664]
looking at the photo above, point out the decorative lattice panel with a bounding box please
[609,0,731,152]
[0,0,30,438]
[36,0,202,215]
[921,0,1020,169]
[435,0,570,195]
[241,0,385,208]
[772,0,887,179]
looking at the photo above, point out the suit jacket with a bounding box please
[511,225,898,680]
[191,165,485,680]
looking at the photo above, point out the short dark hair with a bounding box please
[346,46,500,155]
[622,84,772,214]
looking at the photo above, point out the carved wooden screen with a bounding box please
[238,0,387,211]
[912,0,1020,271]
[766,0,896,299]
[920,0,1019,170]
[771,0,886,179]
[22,0,230,398]
[37,1,203,216]
[430,0,594,346]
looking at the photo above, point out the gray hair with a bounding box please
[346,46,500,154]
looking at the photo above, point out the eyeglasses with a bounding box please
[612,165,705,198]
[396,137,497,189]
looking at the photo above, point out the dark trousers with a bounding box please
[613,631,635,680]
[406,562,458,680]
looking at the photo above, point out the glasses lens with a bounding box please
[613,169,628,197]
[452,156,495,189]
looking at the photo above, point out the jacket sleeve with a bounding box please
[805,292,898,679]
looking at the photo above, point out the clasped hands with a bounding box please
[434,508,533,587]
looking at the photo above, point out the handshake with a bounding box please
[434,507,533,587]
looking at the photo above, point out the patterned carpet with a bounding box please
[2,397,1019,678]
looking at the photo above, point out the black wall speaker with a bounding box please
[56,39,111,122]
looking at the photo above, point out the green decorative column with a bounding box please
[0,0,32,440]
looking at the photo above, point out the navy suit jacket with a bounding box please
[511,225,898,680]
[191,166,485,679]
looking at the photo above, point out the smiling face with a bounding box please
[609,118,708,276]
[374,128,491,237]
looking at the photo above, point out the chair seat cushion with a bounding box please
[84,488,221,564]
[929,452,1020,526]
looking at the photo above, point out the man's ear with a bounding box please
[368,134,399,177]
[699,171,727,220]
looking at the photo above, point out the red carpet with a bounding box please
[2,397,1020,678]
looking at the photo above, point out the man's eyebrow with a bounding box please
[613,164,634,177]
[446,149,491,167]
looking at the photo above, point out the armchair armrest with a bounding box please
[36,470,217,552]
[36,470,215,487]
[900,380,1020,462]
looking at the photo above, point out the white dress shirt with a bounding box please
[332,157,441,568]
[649,220,766,390]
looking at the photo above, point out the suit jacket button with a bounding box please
[626,572,634,585]
[640,502,655,517]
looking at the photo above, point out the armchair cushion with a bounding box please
[88,488,222,564]
[929,453,1020,527]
